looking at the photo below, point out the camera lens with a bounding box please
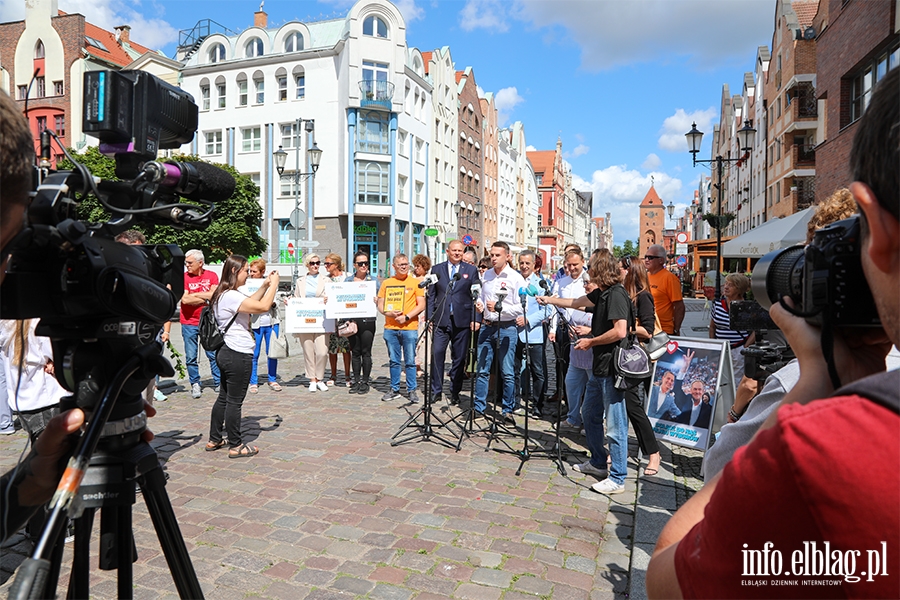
[752,245,805,310]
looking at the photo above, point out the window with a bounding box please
[36,77,45,98]
[284,32,303,53]
[413,224,423,255]
[435,120,441,145]
[415,181,424,207]
[53,80,63,95]
[397,175,407,203]
[281,123,300,149]
[17,85,26,100]
[361,60,389,99]
[848,41,898,124]
[34,40,44,58]
[36,116,47,132]
[415,138,424,163]
[241,127,261,152]
[537,214,542,228]
[205,131,223,155]
[85,36,108,52]
[536,173,543,185]
[54,115,65,136]
[294,67,305,99]
[397,130,408,156]
[280,173,301,197]
[245,37,264,58]
[237,76,248,106]
[254,77,264,104]
[395,221,407,255]
[356,161,389,204]
[357,111,389,154]
[362,15,388,38]
[208,43,225,63]
[277,75,287,101]
[434,159,440,184]
[216,82,226,108]
[200,85,210,110]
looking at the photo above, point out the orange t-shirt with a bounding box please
[378,275,424,330]
[648,269,683,334]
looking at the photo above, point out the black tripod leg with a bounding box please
[117,505,134,599]
[67,509,95,600]
[137,466,205,599]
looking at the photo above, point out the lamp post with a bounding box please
[274,118,322,292]
[685,119,755,299]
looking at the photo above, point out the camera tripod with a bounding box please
[9,336,203,600]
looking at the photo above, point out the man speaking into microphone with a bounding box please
[428,240,482,405]
[474,242,527,425]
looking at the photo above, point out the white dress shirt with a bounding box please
[479,264,526,323]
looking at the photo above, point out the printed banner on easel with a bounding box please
[285,297,335,333]
[324,281,377,319]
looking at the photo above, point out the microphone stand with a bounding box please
[453,280,490,452]
[483,292,518,453]
[390,277,460,449]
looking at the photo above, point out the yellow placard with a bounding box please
[384,286,406,313]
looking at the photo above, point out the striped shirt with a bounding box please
[712,299,749,348]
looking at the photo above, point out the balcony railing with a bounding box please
[359,80,394,111]
[793,143,816,166]
[537,226,556,237]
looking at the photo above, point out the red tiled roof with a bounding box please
[527,151,555,184]
[792,0,819,28]
[59,11,154,67]
[640,185,662,207]
[421,51,432,74]
[455,70,464,84]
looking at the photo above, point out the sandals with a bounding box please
[228,443,259,459]
[642,467,659,477]
[268,382,282,392]
[205,439,227,452]
[249,385,258,394]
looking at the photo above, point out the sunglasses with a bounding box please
[324,262,334,266]
[621,256,633,269]
[308,261,321,266]
[356,261,369,266]
[643,255,664,261]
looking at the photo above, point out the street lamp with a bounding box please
[274,118,322,291]
[685,119,755,299]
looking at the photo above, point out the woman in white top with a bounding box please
[248,258,281,393]
[293,253,332,392]
[0,319,68,440]
[206,255,279,458]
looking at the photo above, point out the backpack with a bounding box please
[199,303,238,351]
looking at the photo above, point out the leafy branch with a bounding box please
[166,340,186,380]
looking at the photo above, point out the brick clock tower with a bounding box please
[638,184,664,260]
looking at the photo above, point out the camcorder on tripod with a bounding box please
[1,70,233,599]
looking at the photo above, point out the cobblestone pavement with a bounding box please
[0,301,709,599]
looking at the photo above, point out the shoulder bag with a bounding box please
[642,311,670,361]
[613,290,652,389]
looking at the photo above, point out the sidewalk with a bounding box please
[0,302,709,599]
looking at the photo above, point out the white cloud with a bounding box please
[459,0,511,33]
[642,153,661,170]
[658,108,717,152]
[525,144,537,151]
[494,86,524,125]
[564,144,589,159]
[392,0,425,23]
[513,0,772,71]
[573,165,684,244]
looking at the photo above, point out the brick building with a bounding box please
[638,184,666,260]
[456,67,484,254]
[813,0,899,202]
[480,92,500,250]
[0,0,165,165]
[528,141,567,269]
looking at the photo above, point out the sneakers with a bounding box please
[215,385,221,393]
[153,388,167,402]
[316,381,329,392]
[381,390,402,402]
[357,382,370,395]
[572,461,608,478]
[348,381,359,394]
[407,390,420,404]
[559,420,581,432]
[592,478,625,495]
[308,382,317,392]
[501,413,516,426]
[191,383,202,399]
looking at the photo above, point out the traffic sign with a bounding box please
[296,240,320,248]
[676,243,688,255]
[424,228,439,237]
[676,256,687,267]
[287,242,294,257]
[676,232,689,244]
[462,235,473,246]
[289,209,306,230]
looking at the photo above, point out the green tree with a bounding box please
[58,148,266,262]
[613,239,637,259]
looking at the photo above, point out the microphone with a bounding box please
[447,271,461,290]
[495,289,508,313]
[418,273,439,288]
[142,161,236,202]
[519,288,528,308]
[469,282,481,299]
[539,279,551,294]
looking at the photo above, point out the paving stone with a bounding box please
[331,575,375,595]
[453,582,503,600]
[565,555,598,575]
[513,573,553,595]
[471,567,514,588]
[522,532,558,548]
[368,583,415,600]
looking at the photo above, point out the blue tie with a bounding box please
[449,264,457,315]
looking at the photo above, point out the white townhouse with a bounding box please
[496,127,518,247]
[509,121,540,251]
[179,0,433,276]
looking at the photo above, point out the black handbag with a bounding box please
[642,312,670,361]
[613,299,651,389]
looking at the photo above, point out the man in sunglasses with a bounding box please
[644,245,684,336]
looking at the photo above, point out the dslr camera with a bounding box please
[751,216,880,329]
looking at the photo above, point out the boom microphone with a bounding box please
[470,282,482,299]
[418,273,439,288]
[495,289,508,313]
[539,278,551,293]
[142,161,236,202]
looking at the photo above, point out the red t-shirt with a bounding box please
[180,269,219,325]
[675,396,900,599]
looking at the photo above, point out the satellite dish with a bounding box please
[804,27,816,40]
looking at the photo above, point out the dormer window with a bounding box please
[363,15,388,38]
[245,37,264,58]
[284,32,303,53]
[34,40,44,58]
[208,43,225,63]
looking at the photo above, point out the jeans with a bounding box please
[565,366,592,427]
[516,341,546,410]
[209,346,252,448]
[582,375,628,485]
[383,328,417,392]
[474,324,518,414]
[182,323,221,386]
[349,318,376,383]
[251,324,279,384]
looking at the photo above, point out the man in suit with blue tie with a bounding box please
[428,240,482,405]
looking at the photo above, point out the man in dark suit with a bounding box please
[428,240,482,404]
[672,380,712,429]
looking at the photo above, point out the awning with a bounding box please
[721,207,814,258]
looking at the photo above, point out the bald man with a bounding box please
[644,244,684,335]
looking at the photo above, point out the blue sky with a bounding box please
[0,0,776,245]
